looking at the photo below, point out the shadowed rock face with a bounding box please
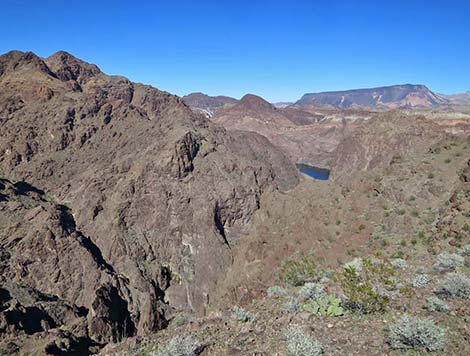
[0,50,298,353]
[296,84,449,109]
[0,178,134,354]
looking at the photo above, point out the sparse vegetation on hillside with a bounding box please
[388,315,445,352]
[281,253,318,286]
[337,258,396,314]
[285,327,324,356]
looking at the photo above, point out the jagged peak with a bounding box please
[45,50,101,83]
[0,50,54,77]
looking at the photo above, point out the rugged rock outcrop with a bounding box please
[0,177,140,354]
[0,50,298,353]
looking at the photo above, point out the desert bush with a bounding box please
[267,286,287,298]
[281,253,318,286]
[283,296,301,313]
[303,294,344,317]
[412,274,429,289]
[337,258,396,314]
[285,326,324,356]
[172,313,190,327]
[232,306,256,322]
[437,273,470,299]
[433,252,464,271]
[391,258,407,270]
[155,335,201,356]
[298,283,326,301]
[426,296,449,312]
[388,314,445,352]
[343,257,363,272]
[460,244,470,257]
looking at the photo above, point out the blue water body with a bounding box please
[297,164,330,181]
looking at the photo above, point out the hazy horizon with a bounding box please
[2,0,469,102]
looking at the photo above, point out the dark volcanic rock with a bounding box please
[0,50,298,352]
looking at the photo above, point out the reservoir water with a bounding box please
[296,163,330,181]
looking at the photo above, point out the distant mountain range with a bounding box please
[182,92,237,117]
[443,91,470,105]
[295,84,449,109]
[184,84,470,112]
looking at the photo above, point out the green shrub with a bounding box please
[267,286,287,298]
[388,314,445,352]
[298,283,326,301]
[433,252,464,271]
[232,306,256,322]
[438,273,470,299]
[285,326,324,356]
[156,335,201,356]
[281,254,318,286]
[303,294,344,317]
[426,296,449,312]
[337,258,395,314]
[412,274,429,289]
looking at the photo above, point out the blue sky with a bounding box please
[1,0,469,102]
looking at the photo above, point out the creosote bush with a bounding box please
[285,326,324,356]
[337,258,396,314]
[155,335,201,356]
[388,314,445,352]
[438,273,470,299]
[281,253,318,286]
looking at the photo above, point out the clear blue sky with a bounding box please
[1,0,469,102]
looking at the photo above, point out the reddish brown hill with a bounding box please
[213,93,354,168]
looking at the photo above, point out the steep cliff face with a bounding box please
[0,50,298,354]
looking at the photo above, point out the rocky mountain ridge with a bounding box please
[0,50,298,355]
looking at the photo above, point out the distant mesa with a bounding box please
[295,84,449,109]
